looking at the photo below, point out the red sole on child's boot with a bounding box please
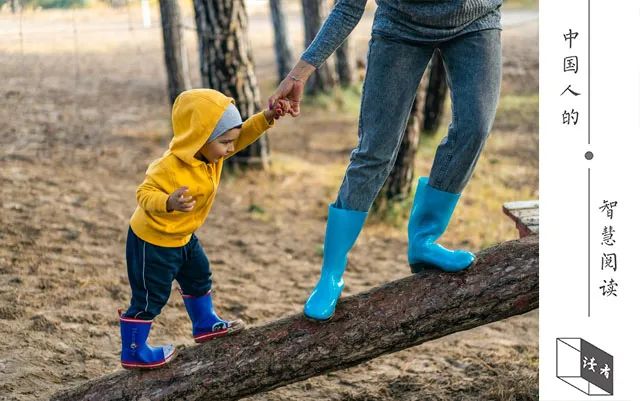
[121,350,176,370]
[194,329,229,343]
[193,319,245,343]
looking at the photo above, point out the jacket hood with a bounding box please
[168,89,235,166]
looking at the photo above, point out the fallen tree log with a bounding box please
[52,235,538,401]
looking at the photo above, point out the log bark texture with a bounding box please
[51,236,538,401]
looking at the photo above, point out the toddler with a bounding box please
[119,88,288,369]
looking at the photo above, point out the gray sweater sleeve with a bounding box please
[300,0,367,68]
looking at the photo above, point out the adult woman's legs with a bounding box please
[407,29,502,272]
[304,35,435,320]
[430,29,502,193]
[335,35,436,212]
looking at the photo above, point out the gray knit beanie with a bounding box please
[207,104,243,143]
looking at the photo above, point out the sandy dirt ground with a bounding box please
[0,4,538,400]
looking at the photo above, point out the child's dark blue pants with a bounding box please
[123,227,212,320]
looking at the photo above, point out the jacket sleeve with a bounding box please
[136,163,173,213]
[300,0,368,68]
[225,111,275,160]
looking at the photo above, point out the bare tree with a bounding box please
[373,72,429,212]
[335,38,354,87]
[269,0,294,82]
[193,0,270,169]
[301,0,335,94]
[159,0,191,106]
[423,50,448,134]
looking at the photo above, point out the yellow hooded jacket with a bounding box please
[129,89,274,247]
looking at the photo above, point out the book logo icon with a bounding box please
[556,338,613,396]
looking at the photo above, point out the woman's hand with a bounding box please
[268,59,316,118]
[268,77,304,117]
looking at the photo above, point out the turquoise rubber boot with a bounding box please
[407,177,475,273]
[304,204,367,321]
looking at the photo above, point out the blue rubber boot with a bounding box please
[119,312,175,369]
[304,204,368,321]
[407,177,475,273]
[182,290,245,343]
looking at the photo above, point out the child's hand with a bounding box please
[265,99,290,122]
[167,186,195,212]
[274,99,291,118]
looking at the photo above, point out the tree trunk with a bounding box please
[373,71,429,212]
[301,0,335,95]
[193,0,269,169]
[269,0,294,82]
[159,0,191,106]
[423,50,448,134]
[335,37,354,87]
[52,236,539,401]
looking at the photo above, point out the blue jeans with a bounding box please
[123,227,212,320]
[334,29,502,212]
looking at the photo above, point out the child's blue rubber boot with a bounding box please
[407,177,475,273]
[304,204,368,321]
[119,311,175,369]
[182,290,245,343]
